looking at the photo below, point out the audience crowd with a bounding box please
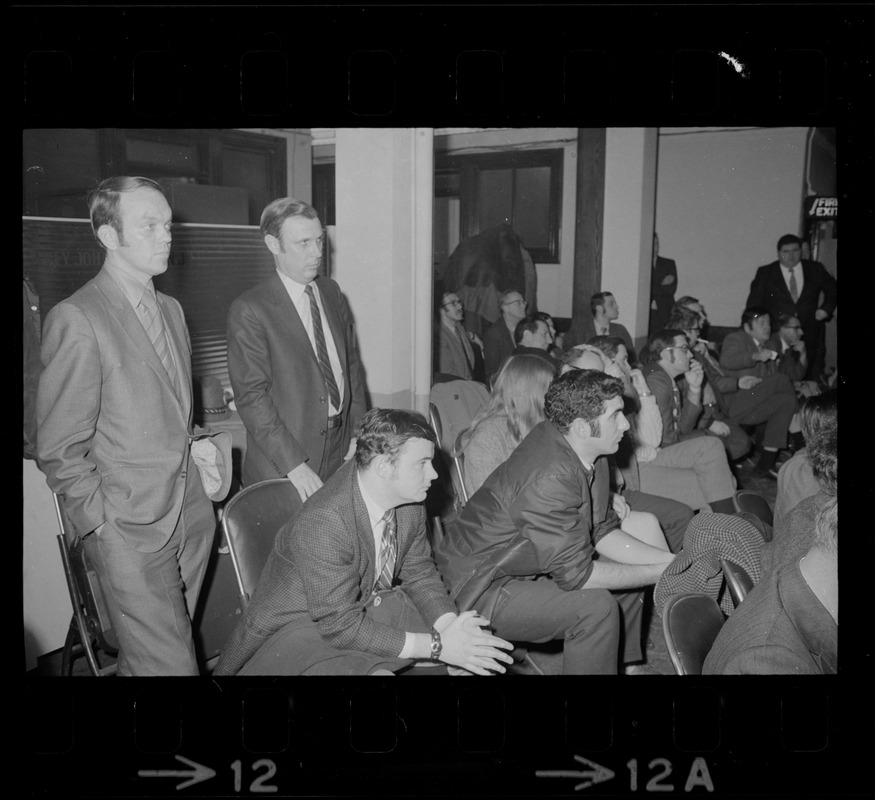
[35,179,837,679]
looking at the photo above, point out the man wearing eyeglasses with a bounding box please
[435,292,483,382]
[482,290,528,384]
[227,198,367,501]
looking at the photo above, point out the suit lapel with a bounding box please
[268,273,321,370]
[95,269,186,414]
[158,293,192,416]
[769,262,794,304]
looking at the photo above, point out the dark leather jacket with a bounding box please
[433,421,620,618]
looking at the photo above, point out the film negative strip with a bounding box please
[18,4,868,798]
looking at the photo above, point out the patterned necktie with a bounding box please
[304,283,341,410]
[788,268,799,303]
[139,289,179,396]
[375,509,397,591]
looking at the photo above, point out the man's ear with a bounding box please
[570,418,591,439]
[265,234,281,256]
[373,454,394,480]
[97,224,119,251]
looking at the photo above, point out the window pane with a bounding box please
[478,168,513,230]
[512,166,551,250]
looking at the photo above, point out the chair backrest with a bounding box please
[451,430,470,506]
[720,558,755,608]
[428,402,444,444]
[661,592,725,675]
[221,479,302,607]
[733,489,774,530]
[52,493,119,674]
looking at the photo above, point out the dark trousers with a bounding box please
[727,374,796,450]
[82,460,216,676]
[489,576,643,674]
[318,422,347,481]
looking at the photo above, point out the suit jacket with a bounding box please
[436,320,474,380]
[227,273,367,485]
[718,329,779,379]
[746,259,837,345]
[214,460,457,675]
[37,266,198,551]
[641,362,703,447]
[703,556,837,675]
[649,255,678,334]
[565,318,637,364]
[765,333,807,382]
[482,318,515,383]
[434,421,620,618]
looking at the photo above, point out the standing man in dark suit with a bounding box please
[746,233,837,379]
[228,198,367,500]
[649,233,678,337]
[37,176,217,675]
[214,409,514,676]
[482,289,528,384]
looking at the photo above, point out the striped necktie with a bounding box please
[139,288,180,396]
[375,509,397,591]
[305,283,342,410]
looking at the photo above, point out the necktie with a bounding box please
[788,268,799,302]
[139,289,179,396]
[376,509,397,591]
[305,283,341,410]
[456,326,472,373]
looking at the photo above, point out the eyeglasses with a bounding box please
[442,300,462,308]
[288,234,326,253]
[663,345,691,354]
[504,299,527,308]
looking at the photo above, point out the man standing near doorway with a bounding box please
[482,289,528,384]
[227,198,367,501]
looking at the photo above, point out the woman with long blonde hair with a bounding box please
[457,354,556,496]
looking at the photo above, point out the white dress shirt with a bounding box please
[782,263,804,298]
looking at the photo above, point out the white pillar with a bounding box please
[602,128,658,353]
[334,128,434,414]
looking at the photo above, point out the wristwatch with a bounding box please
[429,629,443,662]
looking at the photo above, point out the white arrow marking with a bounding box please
[138,754,216,790]
[536,754,616,791]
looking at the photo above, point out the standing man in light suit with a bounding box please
[37,176,217,676]
[227,198,367,500]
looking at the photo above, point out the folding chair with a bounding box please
[733,489,774,531]
[661,592,725,675]
[720,558,755,608]
[451,430,470,506]
[221,479,303,608]
[53,493,118,676]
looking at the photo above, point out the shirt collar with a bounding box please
[105,261,154,308]
[276,268,312,302]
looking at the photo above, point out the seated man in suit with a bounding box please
[434,370,676,675]
[434,291,483,382]
[704,494,837,675]
[567,291,636,361]
[639,330,738,513]
[482,289,528,384]
[512,315,561,369]
[718,307,797,478]
[214,408,514,676]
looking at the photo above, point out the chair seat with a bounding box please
[661,593,725,675]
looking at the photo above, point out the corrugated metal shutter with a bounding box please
[23,217,275,392]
